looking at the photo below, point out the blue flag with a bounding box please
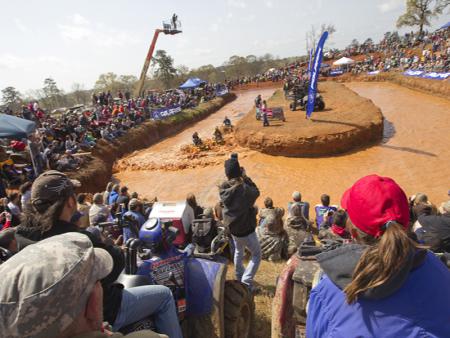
[306,31,328,119]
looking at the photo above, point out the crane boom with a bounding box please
[136,29,162,97]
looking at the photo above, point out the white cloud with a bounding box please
[13,18,30,33]
[265,1,273,8]
[0,54,64,70]
[227,0,247,9]
[58,14,141,46]
[210,23,219,32]
[378,0,403,13]
[193,48,212,56]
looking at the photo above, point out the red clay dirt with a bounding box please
[234,82,383,157]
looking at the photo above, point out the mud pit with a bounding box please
[115,82,450,207]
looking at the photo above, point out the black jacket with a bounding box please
[417,213,450,252]
[15,220,125,324]
[219,176,260,237]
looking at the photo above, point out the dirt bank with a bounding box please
[326,72,450,100]
[66,93,236,193]
[234,82,383,157]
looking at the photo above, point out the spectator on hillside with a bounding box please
[318,209,351,240]
[0,232,167,338]
[103,182,114,205]
[306,175,450,338]
[314,194,338,229]
[219,157,261,292]
[258,197,284,234]
[123,198,146,242]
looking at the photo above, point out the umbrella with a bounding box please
[0,114,36,139]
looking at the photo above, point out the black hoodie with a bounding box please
[219,176,260,237]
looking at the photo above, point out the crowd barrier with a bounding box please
[403,70,450,80]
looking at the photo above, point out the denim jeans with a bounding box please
[232,231,261,289]
[113,285,182,338]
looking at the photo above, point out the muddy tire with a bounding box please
[224,280,254,338]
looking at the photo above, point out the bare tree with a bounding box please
[397,0,449,35]
[306,24,336,52]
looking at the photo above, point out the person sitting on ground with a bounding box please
[414,201,450,252]
[14,171,182,337]
[288,191,310,220]
[187,192,204,219]
[318,209,351,240]
[0,232,167,338]
[77,193,91,229]
[116,186,130,211]
[410,192,437,222]
[258,197,284,234]
[306,175,450,337]
[285,202,311,256]
[314,194,338,230]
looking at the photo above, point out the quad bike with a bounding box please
[271,238,343,338]
[290,94,325,112]
[117,218,254,338]
[213,130,224,145]
[256,107,286,122]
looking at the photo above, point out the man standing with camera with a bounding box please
[219,154,261,292]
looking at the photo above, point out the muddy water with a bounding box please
[116,83,450,209]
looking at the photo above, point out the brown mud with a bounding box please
[234,82,383,157]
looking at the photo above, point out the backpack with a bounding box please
[191,218,218,253]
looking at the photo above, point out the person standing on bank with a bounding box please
[219,156,261,292]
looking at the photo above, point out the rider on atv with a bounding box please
[214,127,223,143]
[223,116,232,127]
[192,132,202,147]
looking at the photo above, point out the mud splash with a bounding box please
[115,83,450,208]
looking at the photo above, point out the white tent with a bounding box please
[333,57,355,66]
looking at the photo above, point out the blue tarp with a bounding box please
[0,114,36,139]
[439,21,450,30]
[179,77,206,89]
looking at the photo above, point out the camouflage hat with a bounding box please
[31,170,81,212]
[0,232,112,338]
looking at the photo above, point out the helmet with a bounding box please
[139,218,162,246]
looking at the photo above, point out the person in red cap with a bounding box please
[306,174,450,338]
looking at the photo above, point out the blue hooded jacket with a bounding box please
[306,245,450,338]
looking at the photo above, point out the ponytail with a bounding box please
[344,222,418,303]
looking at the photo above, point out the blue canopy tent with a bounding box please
[179,77,206,89]
[439,21,450,30]
[0,114,36,139]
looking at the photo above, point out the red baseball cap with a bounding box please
[341,175,410,238]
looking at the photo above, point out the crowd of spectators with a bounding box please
[0,82,225,189]
[227,26,449,87]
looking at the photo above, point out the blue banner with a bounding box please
[152,105,182,120]
[329,69,344,76]
[216,88,229,96]
[403,70,450,80]
[306,31,328,118]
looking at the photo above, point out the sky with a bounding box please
[0,0,448,94]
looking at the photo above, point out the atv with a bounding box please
[271,238,342,338]
[290,94,325,112]
[117,218,254,338]
[256,107,286,122]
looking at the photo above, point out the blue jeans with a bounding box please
[113,285,182,338]
[232,231,261,289]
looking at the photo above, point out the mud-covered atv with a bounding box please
[117,219,254,338]
[256,107,286,122]
[271,239,342,338]
[290,94,325,112]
